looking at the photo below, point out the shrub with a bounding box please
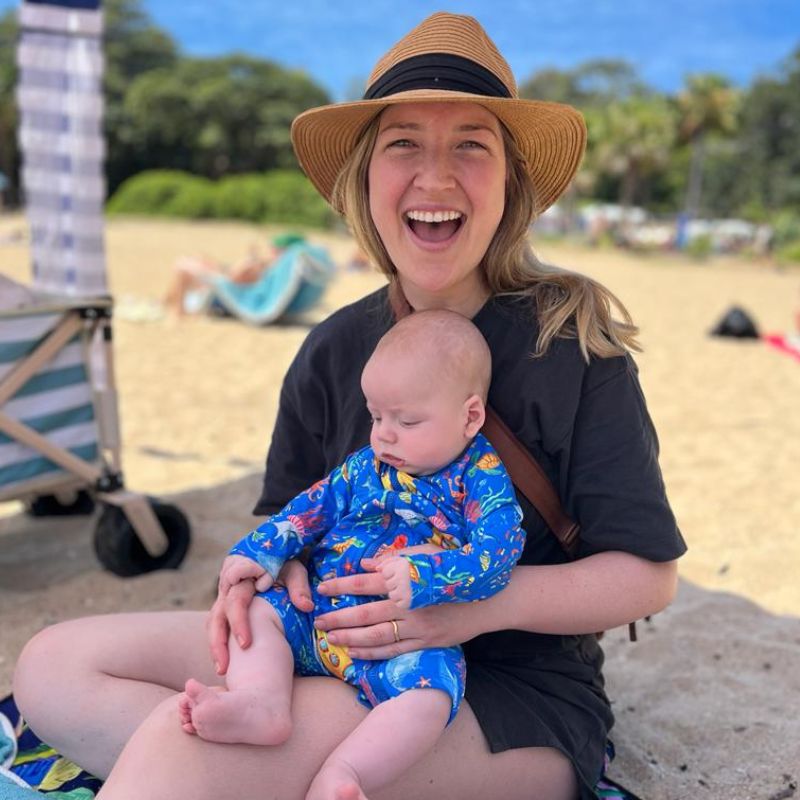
[260,170,334,228]
[108,168,335,228]
[107,170,199,215]
[214,174,269,222]
[776,240,800,265]
[161,175,217,218]
[686,234,713,260]
[771,210,800,248]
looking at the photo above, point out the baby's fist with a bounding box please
[218,554,271,596]
[378,556,412,609]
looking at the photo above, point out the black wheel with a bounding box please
[93,500,191,577]
[27,490,96,517]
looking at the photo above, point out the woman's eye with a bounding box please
[387,137,415,149]
[459,139,486,150]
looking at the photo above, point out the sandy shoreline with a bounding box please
[1,215,799,798]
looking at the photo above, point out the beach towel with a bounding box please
[763,333,800,363]
[206,243,335,326]
[0,697,99,799]
[0,695,639,798]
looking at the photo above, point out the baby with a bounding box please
[179,309,525,800]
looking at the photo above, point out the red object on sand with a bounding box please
[763,334,800,363]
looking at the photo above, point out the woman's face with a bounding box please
[367,102,506,313]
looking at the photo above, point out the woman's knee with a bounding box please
[13,621,81,717]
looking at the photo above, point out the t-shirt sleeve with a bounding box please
[565,354,686,561]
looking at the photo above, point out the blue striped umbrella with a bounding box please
[16,0,107,297]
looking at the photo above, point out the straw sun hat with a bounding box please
[291,12,587,215]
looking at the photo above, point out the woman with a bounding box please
[163,232,306,316]
[13,13,685,800]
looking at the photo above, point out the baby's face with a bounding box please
[361,353,478,476]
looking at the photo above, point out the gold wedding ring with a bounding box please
[390,619,400,643]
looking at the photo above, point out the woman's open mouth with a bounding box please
[405,209,464,245]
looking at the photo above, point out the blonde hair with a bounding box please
[368,309,491,402]
[332,111,640,362]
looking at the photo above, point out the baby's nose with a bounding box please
[377,422,397,442]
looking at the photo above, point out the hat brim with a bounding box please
[291,89,587,215]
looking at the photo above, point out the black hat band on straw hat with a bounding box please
[364,53,512,100]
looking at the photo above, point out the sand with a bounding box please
[1,215,799,799]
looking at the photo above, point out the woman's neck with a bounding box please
[398,278,490,320]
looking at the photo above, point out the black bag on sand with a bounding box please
[710,306,760,338]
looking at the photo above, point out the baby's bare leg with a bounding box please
[306,688,451,800]
[179,601,293,745]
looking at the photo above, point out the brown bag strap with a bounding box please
[482,408,639,642]
[481,406,580,558]
[388,294,637,640]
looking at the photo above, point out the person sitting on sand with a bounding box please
[179,309,525,800]
[163,231,306,316]
[14,14,685,800]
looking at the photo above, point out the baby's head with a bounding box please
[361,309,491,475]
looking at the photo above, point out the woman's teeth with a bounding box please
[405,210,463,223]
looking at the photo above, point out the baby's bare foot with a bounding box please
[183,677,292,745]
[306,763,369,800]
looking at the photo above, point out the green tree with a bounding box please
[734,48,800,214]
[103,0,179,192]
[118,55,329,181]
[585,94,678,210]
[0,9,19,205]
[520,59,643,107]
[677,73,739,217]
[0,0,178,201]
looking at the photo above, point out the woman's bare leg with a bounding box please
[12,611,217,779]
[98,677,579,800]
[14,611,580,800]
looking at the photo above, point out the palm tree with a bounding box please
[586,94,677,212]
[677,74,739,218]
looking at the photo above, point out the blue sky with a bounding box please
[4,1,799,100]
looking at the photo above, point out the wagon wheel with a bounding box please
[26,490,96,517]
[93,500,190,577]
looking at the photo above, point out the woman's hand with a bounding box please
[208,557,315,675]
[208,578,256,675]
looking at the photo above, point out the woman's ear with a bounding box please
[463,395,486,438]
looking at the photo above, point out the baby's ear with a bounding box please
[464,395,486,438]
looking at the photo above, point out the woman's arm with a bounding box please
[312,551,678,660]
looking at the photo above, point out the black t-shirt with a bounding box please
[253,286,686,793]
[256,286,684,566]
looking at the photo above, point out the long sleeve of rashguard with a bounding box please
[229,453,356,580]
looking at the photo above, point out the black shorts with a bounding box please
[464,633,613,800]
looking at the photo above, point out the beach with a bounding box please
[1,215,799,799]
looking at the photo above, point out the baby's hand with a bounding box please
[218,555,273,596]
[378,556,412,610]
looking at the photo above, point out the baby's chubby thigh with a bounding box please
[353,646,466,725]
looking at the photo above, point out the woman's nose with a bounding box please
[413,149,456,192]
